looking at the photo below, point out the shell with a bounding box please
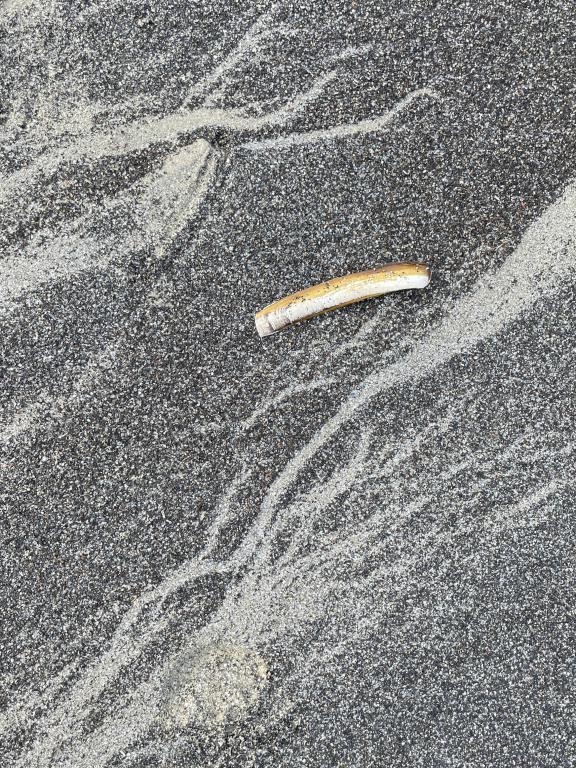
[255,262,431,338]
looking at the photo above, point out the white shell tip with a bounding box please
[255,314,275,338]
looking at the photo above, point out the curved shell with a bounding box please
[255,262,431,337]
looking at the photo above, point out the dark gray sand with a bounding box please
[1,1,575,766]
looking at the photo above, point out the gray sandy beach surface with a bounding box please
[1,1,575,766]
